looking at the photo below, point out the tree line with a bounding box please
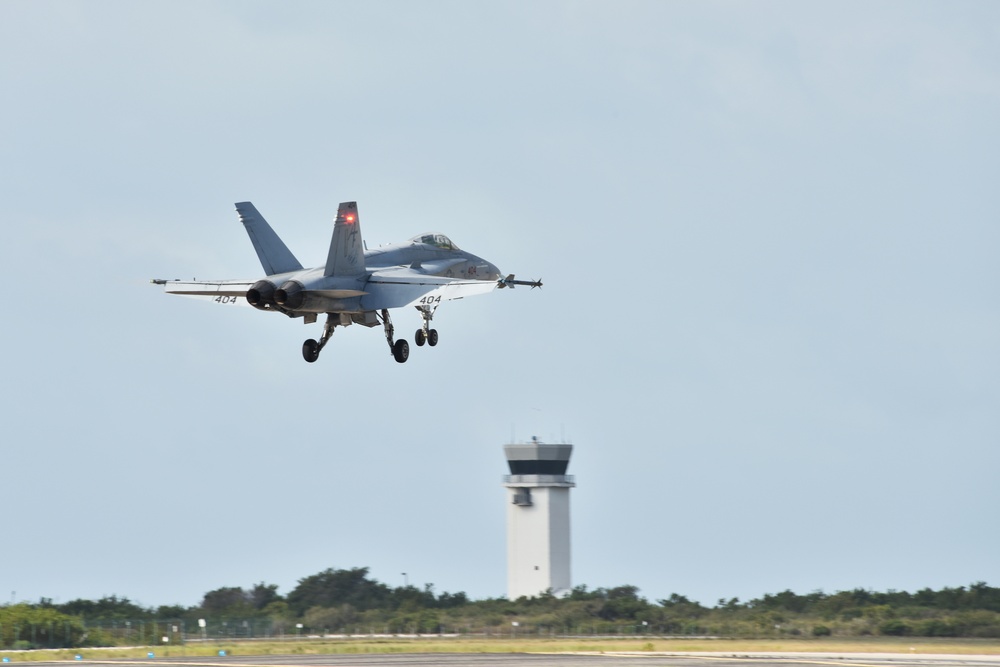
[3,570,999,649]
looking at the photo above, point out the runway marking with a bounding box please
[65,663,297,667]
[596,655,942,667]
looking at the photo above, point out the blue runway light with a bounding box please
[147,653,155,659]
[218,651,227,657]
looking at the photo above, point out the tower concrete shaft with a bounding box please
[503,439,574,599]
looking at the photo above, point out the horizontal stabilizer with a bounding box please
[236,202,303,276]
[154,279,254,306]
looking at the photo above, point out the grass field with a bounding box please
[4,636,1000,661]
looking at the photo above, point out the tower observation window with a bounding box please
[507,460,569,475]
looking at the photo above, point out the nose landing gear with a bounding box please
[415,304,439,348]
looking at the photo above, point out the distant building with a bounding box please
[502,438,574,599]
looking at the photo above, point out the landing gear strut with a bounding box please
[379,308,409,363]
[415,304,439,348]
[302,314,338,363]
[300,309,423,364]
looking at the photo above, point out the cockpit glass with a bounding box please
[411,233,458,250]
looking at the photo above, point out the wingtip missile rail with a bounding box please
[499,274,543,289]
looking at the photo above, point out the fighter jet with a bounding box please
[152,201,541,363]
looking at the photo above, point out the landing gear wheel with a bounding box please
[415,329,426,346]
[302,339,320,363]
[392,339,410,363]
[428,329,439,347]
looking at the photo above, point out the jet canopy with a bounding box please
[410,233,458,250]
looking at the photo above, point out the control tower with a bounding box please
[503,438,574,599]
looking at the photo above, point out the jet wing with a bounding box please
[152,279,253,306]
[361,269,497,310]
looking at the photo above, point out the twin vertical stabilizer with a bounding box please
[237,200,366,280]
[236,202,303,276]
[324,201,366,277]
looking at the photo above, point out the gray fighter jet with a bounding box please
[152,201,540,363]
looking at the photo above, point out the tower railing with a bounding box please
[502,474,574,485]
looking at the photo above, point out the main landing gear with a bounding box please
[300,308,441,364]
[414,304,439,348]
[380,308,409,363]
[302,313,338,363]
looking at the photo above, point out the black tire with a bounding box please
[302,339,320,363]
[392,338,410,363]
[428,329,439,347]
[415,329,426,346]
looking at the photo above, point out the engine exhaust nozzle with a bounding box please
[274,280,305,309]
[246,280,277,310]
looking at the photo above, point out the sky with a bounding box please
[1,1,997,610]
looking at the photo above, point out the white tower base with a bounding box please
[503,440,574,599]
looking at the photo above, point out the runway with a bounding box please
[14,652,1000,667]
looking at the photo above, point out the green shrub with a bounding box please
[915,619,958,637]
[879,619,911,636]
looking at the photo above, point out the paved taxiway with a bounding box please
[15,653,1000,667]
